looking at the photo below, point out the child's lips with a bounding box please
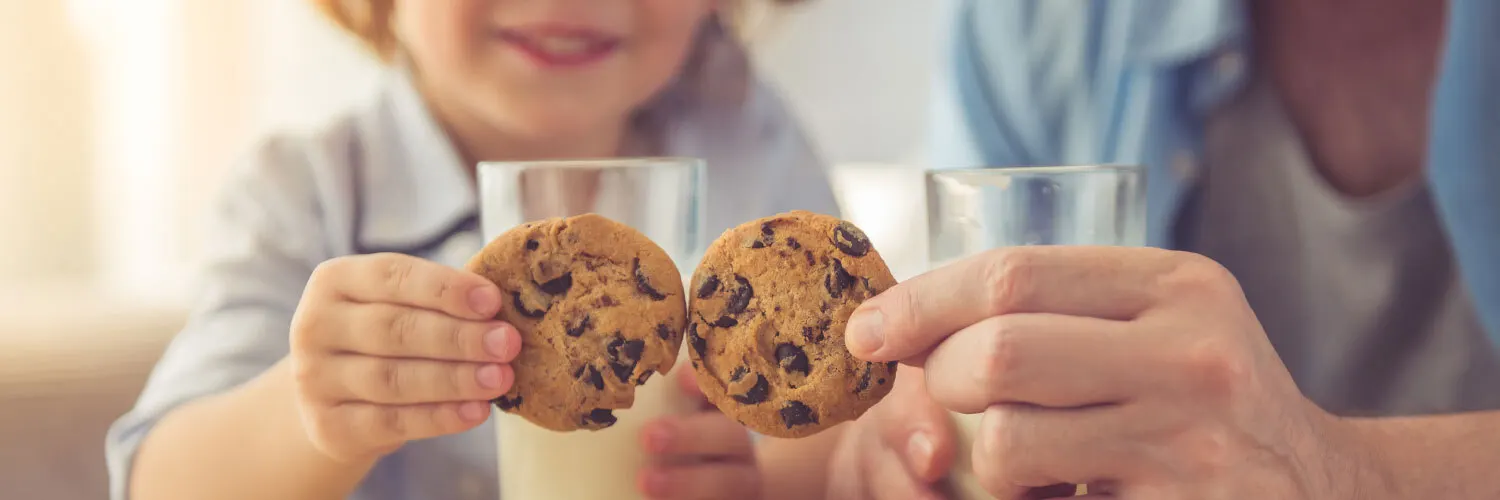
[494,26,621,68]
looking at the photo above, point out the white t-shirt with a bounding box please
[104,67,840,500]
[1190,79,1500,417]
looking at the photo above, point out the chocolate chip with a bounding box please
[656,323,672,340]
[597,295,617,308]
[747,222,776,248]
[566,314,591,337]
[775,343,810,375]
[787,237,801,250]
[492,395,523,411]
[633,258,666,301]
[525,239,539,250]
[696,275,721,299]
[877,378,887,385]
[574,365,604,390]
[854,364,873,393]
[583,408,617,428]
[802,319,830,343]
[732,374,769,404]
[636,372,653,385]
[608,337,646,363]
[780,401,819,428]
[887,361,899,372]
[804,250,816,267]
[610,364,633,384]
[711,316,739,328]
[538,273,572,295]
[688,323,707,358]
[607,337,646,383]
[832,221,871,257]
[825,259,856,298]
[729,365,748,382]
[511,292,546,318]
[725,276,753,315]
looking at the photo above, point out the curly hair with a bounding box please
[308,0,804,62]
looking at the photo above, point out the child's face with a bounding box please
[393,0,715,140]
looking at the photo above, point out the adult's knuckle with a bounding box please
[979,321,1023,393]
[981,248,1035,315]
[1168,425,1234,477]
[1160,253,1240,300]
[1178,339,1248,400]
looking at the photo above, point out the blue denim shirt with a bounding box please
[933,0,1500,345]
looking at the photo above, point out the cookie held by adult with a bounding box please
[687,211,897,438]
[466,214,686,432]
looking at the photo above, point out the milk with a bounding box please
[496,356,697,500]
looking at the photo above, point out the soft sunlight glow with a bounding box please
[81,0,182,300]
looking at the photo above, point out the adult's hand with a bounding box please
[844,246,1372,499]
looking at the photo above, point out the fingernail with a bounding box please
[476,364,504,389]
[468,286,499,316]
[846,308,886,354]
[484,327,512,359]
[459,401,488,422]
[907,430,935,476]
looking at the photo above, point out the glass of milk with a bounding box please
[477,158,707,500]
[926,165,1146,499]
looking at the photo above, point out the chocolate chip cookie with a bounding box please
[686,211,898,438]
[466,214,686,432]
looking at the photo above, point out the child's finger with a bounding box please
[638,463,760,500]
[641,413,754,461]
[675,361,705,400]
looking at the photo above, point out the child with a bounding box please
[105,1,840,499]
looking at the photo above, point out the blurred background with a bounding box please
[0,0,944,497]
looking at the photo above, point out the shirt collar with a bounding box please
[350,66,479,255]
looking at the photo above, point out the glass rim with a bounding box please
[926,164,1143,176]
[478,156,705,170]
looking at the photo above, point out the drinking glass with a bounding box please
[927,165,1146,498]
[478,157,706,500]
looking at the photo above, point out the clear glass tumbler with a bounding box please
[478,157,706,500]
[927,165,1147,498]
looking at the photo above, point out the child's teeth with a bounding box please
[539,37,588,55]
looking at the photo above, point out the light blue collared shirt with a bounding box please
[933,0,1500,346]
[104,67,839,499]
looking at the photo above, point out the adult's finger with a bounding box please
[846,246,1176,362]
[641,413,754,461]
[972,404,1147,500]
[923,313,1164,413]
[315,356,513,404]
[311,253,502,320]
[332,303,520,362]
[638,463,760,500]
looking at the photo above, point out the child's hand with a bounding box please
[637,366,762,500]
[287,253,520,462]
